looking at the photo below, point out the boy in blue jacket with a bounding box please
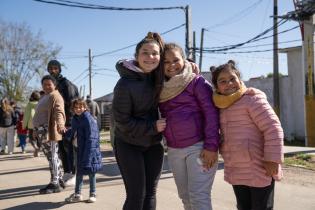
[65,98,103,203]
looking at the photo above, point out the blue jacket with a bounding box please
[71,111,103,175]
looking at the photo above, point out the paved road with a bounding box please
[0,145,314,210]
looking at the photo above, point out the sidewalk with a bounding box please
[0,145,314,210]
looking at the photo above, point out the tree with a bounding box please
[0,20,61,102]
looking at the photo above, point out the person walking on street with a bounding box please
[16,112,28,153]
[85,95,100,120]
[0,98,17,155]
[23,90,41,157]
[32,75,66,194]
[47,59,79,186]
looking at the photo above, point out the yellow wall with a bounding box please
[305,96,315,146]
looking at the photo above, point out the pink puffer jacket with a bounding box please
[219,88,284,187]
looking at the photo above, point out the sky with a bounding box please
[1,0,301,99]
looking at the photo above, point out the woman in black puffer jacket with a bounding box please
[0,98,17,155]
[112,32,166,210]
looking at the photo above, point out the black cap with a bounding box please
[47,60,62,73]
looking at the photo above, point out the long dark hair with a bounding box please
[135,32,165,107]
[211,60,241,89]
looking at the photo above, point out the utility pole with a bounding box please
[185,5,193,59]
[273,0,280,116]
[199,28,205,71]
[88,48,92,98]
[279,0,315,146]
[192,31,196,62]
[303,13,315,146]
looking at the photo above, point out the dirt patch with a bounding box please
[281,165,315,187]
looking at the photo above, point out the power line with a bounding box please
[93,68,117,72]
[72,68,88,82]
[199,22,299,53]
[205,0,264,30]
[94,72,119,78]
[93,23,185,58]
[202,48,288,54]
[203,19,287,50]
[205,39,301,50]
[33,0,185,11]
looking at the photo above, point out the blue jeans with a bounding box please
[18,134,27,151]
[75,173,96,195]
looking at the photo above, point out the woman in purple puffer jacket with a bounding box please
[159,43,220,210]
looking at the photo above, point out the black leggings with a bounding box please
[115,139,164,210]
[232,179,275,210]
[58,138,75,174]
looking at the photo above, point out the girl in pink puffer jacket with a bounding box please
[211,60,284,210]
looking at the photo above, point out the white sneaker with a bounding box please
[65,193,83,203]
[63,173,72,181]
[64,175,76,186]
[87,194,96,203]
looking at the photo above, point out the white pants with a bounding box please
[0,126,15,153]
[168,142,218,210]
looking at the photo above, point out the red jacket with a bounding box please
[17,114,28,135]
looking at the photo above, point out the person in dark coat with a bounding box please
[65,98,102,204]
[85,95,100,120]
[112,32,166,210]
[47,59,79,186]
[0,98,17,154]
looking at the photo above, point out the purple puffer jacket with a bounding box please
[159,75,220,151]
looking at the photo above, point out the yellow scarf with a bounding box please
[213,83,247,108]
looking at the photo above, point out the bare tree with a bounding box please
[0,20,61,102]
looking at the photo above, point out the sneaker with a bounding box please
[59,179,66,189]
[87,194,96,203]
[65,193,83,203]
[33,149,39,157]
[8,152,13,155]
[63,173,72,181]
[0,150,6,155]
[39,183,61,194]
[64,175,76,186]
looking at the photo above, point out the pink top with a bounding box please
[219,88,284,187]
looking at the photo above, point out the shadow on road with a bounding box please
[3,201,66,210]
[0,185,47,200]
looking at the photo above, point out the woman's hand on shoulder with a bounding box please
[189,61,200,74]
[156,118,166,132]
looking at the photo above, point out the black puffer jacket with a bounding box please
[0,108,16,128]
[56,75,79,127]
[112,60,162,147]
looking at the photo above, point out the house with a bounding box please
[94,93,113,130]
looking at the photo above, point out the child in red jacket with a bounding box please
[16,113,28,153]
